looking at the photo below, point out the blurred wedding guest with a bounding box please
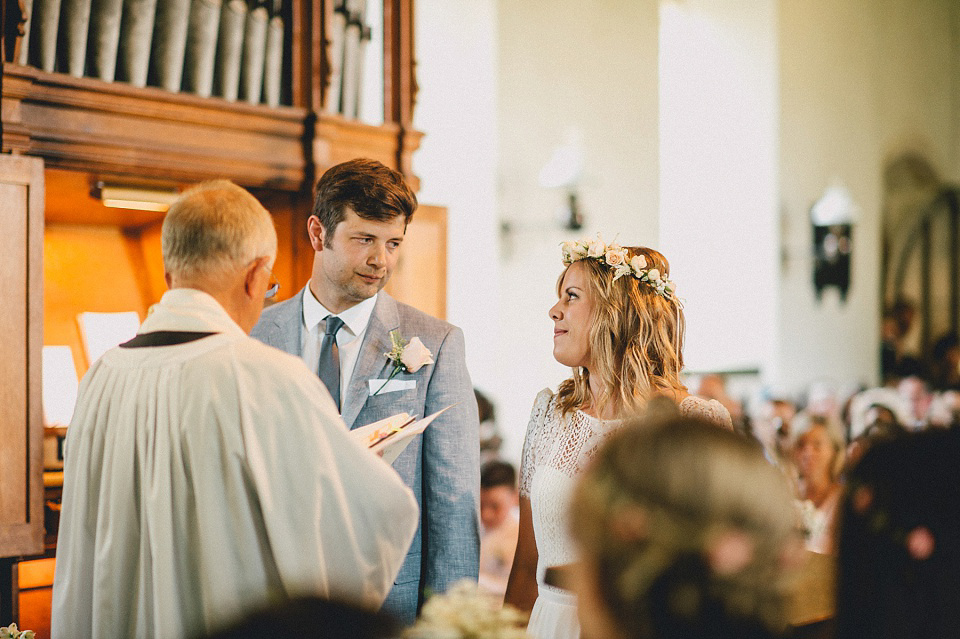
[505,238,732,639]
[52,182,418,639]
[880,298,922,383]
[202,597,398,639]
[696,373,745,431]
[836,427,960,639]
[750,393,798,471]
[928,389,960,427]
[792,415,845,554]
[570,415,800,639]
[477,389,504,462]
[845,387,909,469]
[929,332,960,391]
[478,460,520,599]
[898,375,933,429]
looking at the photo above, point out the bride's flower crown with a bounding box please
[561,235,677,300]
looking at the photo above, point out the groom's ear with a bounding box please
[307,215,325,252]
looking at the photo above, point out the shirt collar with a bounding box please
[139,288,247,337]
[303,284,377,337]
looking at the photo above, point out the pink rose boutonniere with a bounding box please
[374,330,434,395]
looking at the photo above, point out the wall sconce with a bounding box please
[93,182,180,212]
[811,183,858,301]
[539,128,585,230]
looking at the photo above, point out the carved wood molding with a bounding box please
[2,64,310,190]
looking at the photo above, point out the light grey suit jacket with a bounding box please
[251,288,480,625]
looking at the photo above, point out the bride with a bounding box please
[504,237,732,639]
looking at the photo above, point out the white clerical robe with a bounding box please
[51,289,419,639]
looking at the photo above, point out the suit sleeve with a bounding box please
[421,326,481,594]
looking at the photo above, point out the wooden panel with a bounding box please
[0,181,29,524]
[17,558,54,590]
[43,225,148,374]
[43,168,172,228]
[384,204,446,319]
[136,222,168,306]
[250,188,313,303]
[2,66,309,190]
[18,585,51,639]
[314,116,402,171]
[0,155,44,558]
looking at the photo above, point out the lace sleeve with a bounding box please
[519,388,555,498]
[680,397,734,430]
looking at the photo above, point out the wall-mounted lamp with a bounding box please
[93,183,180,212]
[811,182,858,301]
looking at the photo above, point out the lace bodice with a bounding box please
[518,390,732,590]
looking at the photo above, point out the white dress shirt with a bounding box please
[302,284,378,407]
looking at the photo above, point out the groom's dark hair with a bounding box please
[312,158,417,244]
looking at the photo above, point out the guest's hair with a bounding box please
[556,246,686,419]
[200,596,398,639]
[570,415,799,639]
[836,427,960,639]
[313,158,417,243]
[162,180,277,280]
[481,460,517,490]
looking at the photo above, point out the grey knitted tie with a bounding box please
[317,316,345,412]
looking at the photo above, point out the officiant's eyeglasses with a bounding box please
[264,268,280,299]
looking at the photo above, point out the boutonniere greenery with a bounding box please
[374,330,435,395]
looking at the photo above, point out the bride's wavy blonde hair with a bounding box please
[555,246,686,419]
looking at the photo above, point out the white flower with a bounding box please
[400,337,434,373]
[612,263,632,281]
[604,248,627,267]
[559,236,677,301]
[0,625,34,639]
[405,580,530,639]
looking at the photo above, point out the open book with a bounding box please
[351,406,451,465]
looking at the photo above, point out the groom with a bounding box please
[252,158,480,625]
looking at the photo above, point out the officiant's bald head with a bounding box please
[162,180,278,331]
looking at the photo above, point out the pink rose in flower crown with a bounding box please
[629,255,647,274]
[400,337,434,373]
[605,248,626,267]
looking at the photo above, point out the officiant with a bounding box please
[51,181,419,639]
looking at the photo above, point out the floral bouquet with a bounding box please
[0,625,34,639]
[404,580,530,639]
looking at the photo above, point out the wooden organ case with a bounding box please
[0,0,446,632]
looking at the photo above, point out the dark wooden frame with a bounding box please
[0,0,422,190]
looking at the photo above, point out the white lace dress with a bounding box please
[519,389,732,639]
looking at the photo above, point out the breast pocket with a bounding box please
[362,383,420,421]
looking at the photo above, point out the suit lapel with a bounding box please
[267,288,305,355]
[342,293,400,429]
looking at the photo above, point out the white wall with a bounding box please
[658,0,779,377]
[495,0,660,463]
[413,0,501,396]
[775,0,959,392]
